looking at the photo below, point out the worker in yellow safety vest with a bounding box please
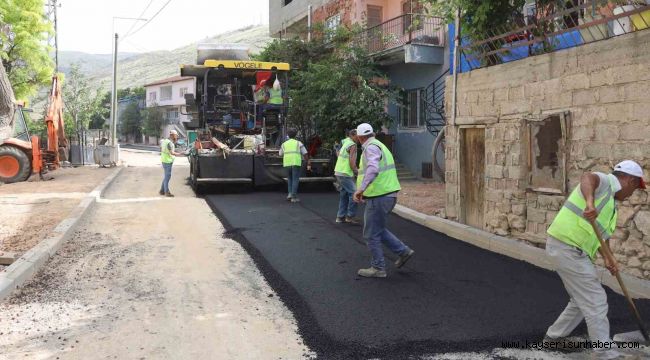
[352,123,414,278]
[543,160,646,358]
[159,129,185,197]
[279,129,309,203]
[334,129,360,224]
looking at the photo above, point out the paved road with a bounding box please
[207,192,650,359]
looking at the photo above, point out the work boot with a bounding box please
[344,217,360,225]
[335,217,345,223]
[159,190,165,196]
[357,267,387,278]
[165,193,175,198]
[286,195,292,201]
[395,249,414,268]
[291,197,300,203]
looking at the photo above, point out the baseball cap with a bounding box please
[356,123,374,136]
[614,160,646,189]
[169,130,178,136]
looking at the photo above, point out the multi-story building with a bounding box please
[144,75,196,140]
[269,0,449,180]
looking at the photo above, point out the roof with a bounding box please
[144,75,194,87]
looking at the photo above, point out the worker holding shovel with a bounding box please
[544,160,646,359]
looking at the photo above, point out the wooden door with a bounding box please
[461,128,485,229]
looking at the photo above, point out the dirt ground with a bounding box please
[397,180,446,216]
[0,167,114,267]
[0,150,310,359]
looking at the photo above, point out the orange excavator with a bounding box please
[0,75,67,183]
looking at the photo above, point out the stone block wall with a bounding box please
[445,29,650,278]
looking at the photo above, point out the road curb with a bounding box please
[0,166,124,302]
[392,204,650,299]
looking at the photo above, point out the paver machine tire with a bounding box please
[0,145,31,183]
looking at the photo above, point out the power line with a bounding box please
[122,0,173,40]
[122,0,156,38]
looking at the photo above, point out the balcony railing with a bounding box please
[353,14,446,55]
[458,2,650,71]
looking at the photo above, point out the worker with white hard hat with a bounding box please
[159,129,185,197]
[544,160,646,358]
[352,123,414,278]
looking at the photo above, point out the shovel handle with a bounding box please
[589,219,650,342]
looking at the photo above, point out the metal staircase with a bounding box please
[422,69,449,138]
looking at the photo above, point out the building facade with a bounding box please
[270,0,449,179]
[144,76,196,140]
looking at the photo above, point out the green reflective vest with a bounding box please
[547,177,617,260]
[357,138,401,197]
[334,138,355,177]
[161,138,174,164]
[282,138,302,167]
[268,88,283,105]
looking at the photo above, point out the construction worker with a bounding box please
[544,160,646,359]
[266,79,283,106]
[279,129,309,203]
[159,130,184,197]
[353,123,414,278]
[334,129,360,224]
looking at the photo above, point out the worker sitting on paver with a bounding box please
[279,129,309,203]
[334,129,360,224]
[544,160,646,359]
[353,123,414,278]
[159,129,185,197]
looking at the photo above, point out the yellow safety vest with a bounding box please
[547,177,617,260]
[357,139,401,197]
[161,138,174,164]
[282,138,302,167]
[334,138,355,177]
[268,88,283,105]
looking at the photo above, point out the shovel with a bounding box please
[589,219,650,344]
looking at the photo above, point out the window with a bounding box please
[148,91,157,102]
[402,0,425,33]
[166,109,179,123]
[179,87,188,98]
[367,6,383,28]
[527,113,568,193]
[160,86,172,101]
[399,89,425,128]
[283,0,292,5]
[325,13,341,32]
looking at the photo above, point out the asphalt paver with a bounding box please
[206,192,650,359]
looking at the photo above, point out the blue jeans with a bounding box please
[336,176,357,218]
[160,162,172,194]
[363,196,409,270]
[286,166,301,198]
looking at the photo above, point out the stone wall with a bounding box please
[445,29,650,279]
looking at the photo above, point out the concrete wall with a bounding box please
[269,0,330,37]
[385,63,445,178]
[445,29,650,279]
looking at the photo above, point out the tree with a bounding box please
[0,0,54,99]
[0,57,15,139]
[256,26,396,145]
[142,103,164,144]
[62,63,96,137]
[119,101,143,143]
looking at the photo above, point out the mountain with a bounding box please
[57,51,138,76]
[59,25,273,92]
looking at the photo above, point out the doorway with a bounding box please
[460,127,485,229]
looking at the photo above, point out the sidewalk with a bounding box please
[0,151,310,359]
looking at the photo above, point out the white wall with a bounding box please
[145,78,195,108]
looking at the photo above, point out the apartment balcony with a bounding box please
[353,14,446,66]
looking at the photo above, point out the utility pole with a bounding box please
[110,33,118,147]
[47,0,60,72]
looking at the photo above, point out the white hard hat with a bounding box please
[614,160,646,189]
[169,130,178,136]
[356,123,374,136]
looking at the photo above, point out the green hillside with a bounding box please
[87,25,272,91]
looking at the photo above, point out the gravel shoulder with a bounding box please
[397,180,446,216]
[0,150,310,359]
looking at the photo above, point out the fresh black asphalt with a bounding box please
[205,192,650,359]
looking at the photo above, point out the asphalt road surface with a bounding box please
[206,191,650,359]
